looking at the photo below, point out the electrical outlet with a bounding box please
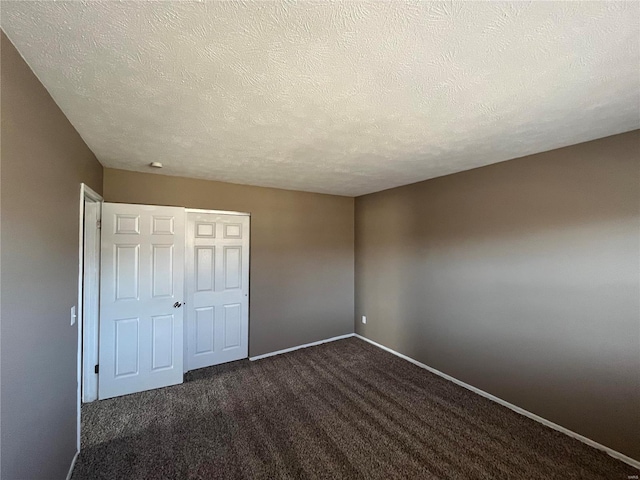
[70,306,77,326]
[361,315,367,324]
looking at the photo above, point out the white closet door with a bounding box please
[99,203,185,399]
[185,212,249,371]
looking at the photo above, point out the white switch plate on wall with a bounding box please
[70,305,76,326]
[362,315,367,324]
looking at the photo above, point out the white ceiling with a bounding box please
[2,1,639,196]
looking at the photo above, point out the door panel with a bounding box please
[195,307,215,354]
[223,303,242,349]
[152,245,174,297]
[186,212,249,371]
[151,314,174,370]
[115,317,139,377]
[99,203,185,399]
[223,246,242,289]
[196,247,215,291]
[152,216,174,234]
[196,221,215,237]
[115,245,139,300]
[115,214,139,234]
[223,223,242,238]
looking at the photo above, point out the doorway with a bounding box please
[77,183,103,452]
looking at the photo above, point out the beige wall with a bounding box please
[355,130,640,460]
[1,33,104,478]
[103,168,355,357]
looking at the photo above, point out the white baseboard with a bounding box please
[66,450,79,480]
[354,334,640,471]
[249,333,355,361]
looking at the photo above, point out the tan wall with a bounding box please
[103,168,355,357]
[355,130,640,460]
[1,33,104,478]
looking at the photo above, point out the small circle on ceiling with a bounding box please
[149,162,163,168]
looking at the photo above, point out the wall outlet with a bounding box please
[361,315,367,324]
[70,305,77,326]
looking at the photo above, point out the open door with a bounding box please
[98,203,185,399]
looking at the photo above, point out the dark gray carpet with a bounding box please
[74,338,635,479]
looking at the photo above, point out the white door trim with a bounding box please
[65,451,79,480]
[76,183,103,455]
[185,208,250,216]
[81,199,101,403]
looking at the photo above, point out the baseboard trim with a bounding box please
[354,334,640,470]
[66,450,79,480]
[249,333,355,361]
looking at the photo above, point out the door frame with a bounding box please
[77,183,103,450]
[183,208,251,372]
[185,208,251,216]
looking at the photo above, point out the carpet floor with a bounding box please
[74,337,634,479]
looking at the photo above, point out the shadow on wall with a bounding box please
[355,131,640,460]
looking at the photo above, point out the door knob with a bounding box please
[173,301,182,308]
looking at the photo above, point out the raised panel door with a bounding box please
[185,212,249,371]
[99,203,185,399]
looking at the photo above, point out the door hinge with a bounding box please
[96,220,101,229]
[94,364,99,374]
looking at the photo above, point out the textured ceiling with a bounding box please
[2,1,639,196]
